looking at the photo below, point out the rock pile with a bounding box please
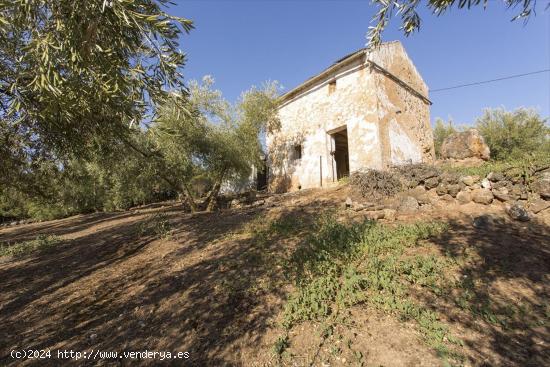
[422,168,550,221]
[349,169,402,199]
[348,163,550,222]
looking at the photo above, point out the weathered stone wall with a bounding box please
[346,164,550,223]
[267,57,382,192]
[367,42,434,167]
[267,41,433,192]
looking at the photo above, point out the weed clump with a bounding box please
[279,214,461,361]
[138,212,172,239]
[350,169,402,199]
[0,234,61,258]
[391,163,441,188]
[350,163,442,198]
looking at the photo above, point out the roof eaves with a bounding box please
[278,48,367,105]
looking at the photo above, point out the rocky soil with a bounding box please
[0,165,549,366]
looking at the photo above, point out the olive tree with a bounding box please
[151,76,280,212]
[475,108,550,160]
[0,0,192,190]
[368,0,540,47]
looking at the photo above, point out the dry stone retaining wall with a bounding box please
[348,164,550,222]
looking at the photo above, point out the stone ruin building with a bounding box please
[266,41,435,192]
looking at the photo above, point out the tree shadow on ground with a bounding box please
[4,193,547,366]
[0,202,318,366]
[0,201,187,244]
[0,211,147,244]
[426,215,550,366]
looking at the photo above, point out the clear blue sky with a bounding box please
[174,0,549,125]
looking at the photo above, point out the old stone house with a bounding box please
[266,41,434,192]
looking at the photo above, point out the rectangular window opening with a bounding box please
[293,144,302,160]
[328,80,336,95]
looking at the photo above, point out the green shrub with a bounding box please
[138,212,172,239]
[433,118,457,158]
[273,334,290,356]
[476,108,550,161]
[0,235,62,257]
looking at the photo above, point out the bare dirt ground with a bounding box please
[0,186,548,366]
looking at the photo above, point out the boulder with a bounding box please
[398,196,419,213]
[436,184,448,196]
[492,180,511,190]
[460,175,477,186]
[487,172,505,182]
[456,191,471,204]
[506,203,530,222]
[472,188,494,205]
[440,129,490,160]
[345,197,353,209]
[529,199,550,214]
[447,184,461,198]
[481,178,492,189]
[510,185,527,200]
[408,186,430,204]
[440,172,460,185]
[424,177,439,190]
[440,194,455,203]
[532,171,550,200]
[382,208,397,221]
[493,188,513,202]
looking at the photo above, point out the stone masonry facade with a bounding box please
[266,41,434,193]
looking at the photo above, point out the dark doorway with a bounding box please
[331,128,350,180]
[256,157,268,191]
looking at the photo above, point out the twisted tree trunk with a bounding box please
[181,183,197,213]
[121,135,197,212]
[205,168,227,212]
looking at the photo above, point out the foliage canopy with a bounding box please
[0,0,193,184]
[150,76,280,211]
[475,107,550,161]
[431,108,549,162]
[368,0,540,47]
[0,76,281,221]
